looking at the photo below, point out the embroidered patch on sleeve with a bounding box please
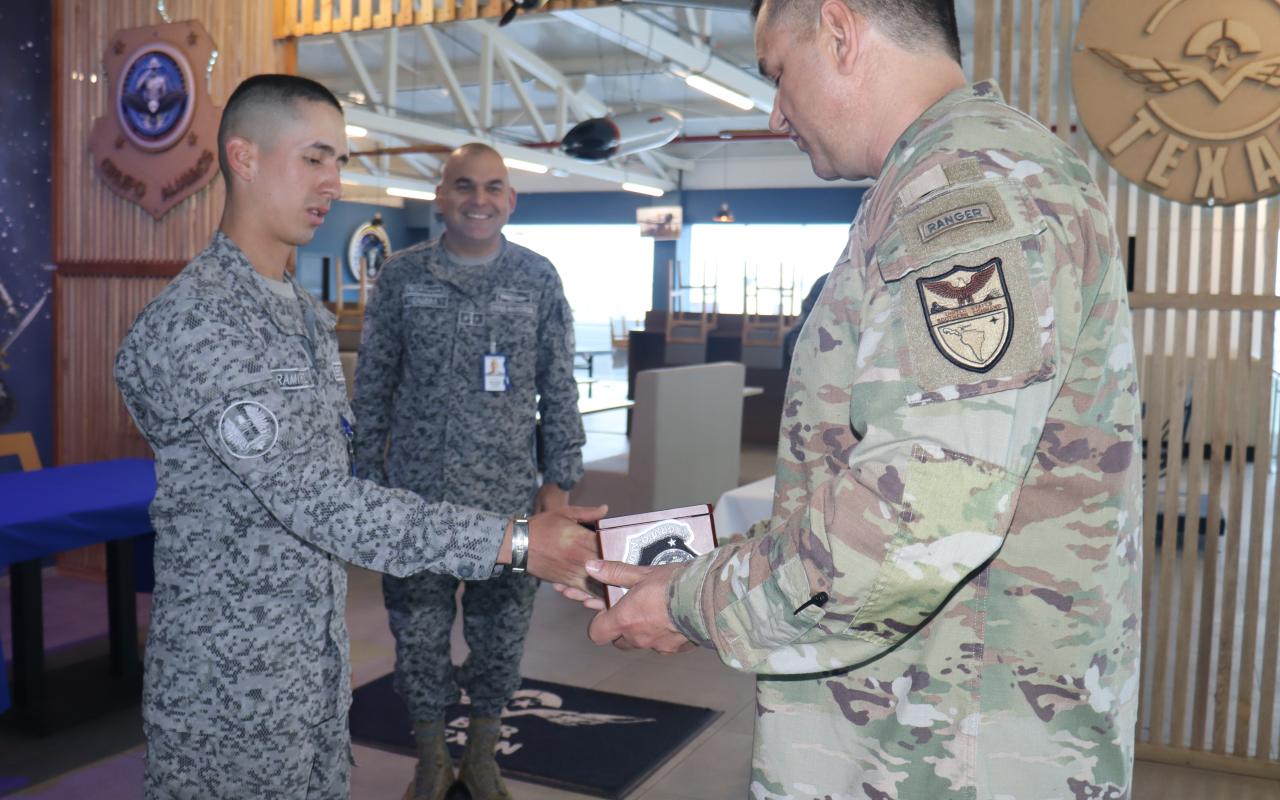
[916,258,1010,372]
[918,203,994,243]
[901,239,1054,404]
[219,400,280,459]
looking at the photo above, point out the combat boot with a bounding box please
[455,716,513,800]
[402,720,454,800]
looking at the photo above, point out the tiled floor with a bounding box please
[2,405,1278,798]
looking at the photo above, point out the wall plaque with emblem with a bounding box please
[88,20,221,219]
[596,504,717,608]
[1074,0,1280,206]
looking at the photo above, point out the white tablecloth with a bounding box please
[713,476,776,538]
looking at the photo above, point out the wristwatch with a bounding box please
[510,516,530,574]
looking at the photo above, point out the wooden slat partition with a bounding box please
[52,269,177,465]
[54,0,280,459]
[273,0,607,35]
[973,0,1280,778]
[55,0,278,264]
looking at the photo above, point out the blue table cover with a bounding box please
[0,458,156,565]
[0,458,156,715]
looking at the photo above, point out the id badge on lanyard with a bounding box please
[482,339,509,392]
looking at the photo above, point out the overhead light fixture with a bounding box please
[345,124,369,138]
[622,182,665,198]
[503,157,550,174]
[386,186,436,201]
[713,202,735,223]
[683,74,754,111]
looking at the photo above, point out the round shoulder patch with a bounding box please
[219,400,280,459]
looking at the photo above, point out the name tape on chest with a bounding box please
[272,367,315,391]
[404,287,449,309]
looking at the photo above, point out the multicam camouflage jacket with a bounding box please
[668,82,1143,799]
[114,232,506,735]
[351,237,584,514]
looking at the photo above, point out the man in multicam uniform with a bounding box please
[352,143,585,800]
[565,1,1143,798]
[115,75,601,800]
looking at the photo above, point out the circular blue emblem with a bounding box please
[348,218,392,283]
[116,43,194,152]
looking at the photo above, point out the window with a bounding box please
[687,224,850,315]
[505,224,654,351]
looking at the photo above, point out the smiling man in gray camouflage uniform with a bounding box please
[560,1,1143,798]
[352,143,585,800]
[115,75,602,800]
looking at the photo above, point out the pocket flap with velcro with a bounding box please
[876,178,1047,284]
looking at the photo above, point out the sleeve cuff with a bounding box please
[667,552,718,646]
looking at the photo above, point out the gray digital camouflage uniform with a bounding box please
[352,236,584,720]
[115,231,507,798]
[668,82,1142,799]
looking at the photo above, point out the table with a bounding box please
[0,458,156,731]
[713,475,775,538]
[578,395,635,416]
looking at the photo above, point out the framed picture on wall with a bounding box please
[637,205,682,241]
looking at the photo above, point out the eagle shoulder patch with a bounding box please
[916,257,1012,372]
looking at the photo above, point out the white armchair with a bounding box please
[572,362,746,516]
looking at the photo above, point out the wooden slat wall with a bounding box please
[53,271,173,465]
[273,0,606,36]
[970,0,1280,778]
[53,0,281,467]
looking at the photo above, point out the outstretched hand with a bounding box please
[525,504,607,591]
[556,560,695,655]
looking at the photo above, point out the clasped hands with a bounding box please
[523,489,693,654]
[555,561,695,655]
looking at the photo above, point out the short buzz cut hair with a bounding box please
[753,0,962,65]
[217,74,343,187]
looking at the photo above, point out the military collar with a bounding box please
[207,230,311,339]
[423,236,511,296]
[878,81,1006,181]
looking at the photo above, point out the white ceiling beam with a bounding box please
[341,170,437,195]
[461,19,608,121]
[479,34,494,131]
[555,87,569,140]
[336,32,384,111]
[345,106,676,191]
[382,28,398,174]
[494,49,550,142]
[417,26,480,133]
[554,6,774,113]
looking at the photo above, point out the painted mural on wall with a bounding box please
[1075,0,1280,206]
[88,19,221,219]
[0,0,53,467]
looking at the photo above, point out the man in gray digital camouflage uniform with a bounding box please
[352,143,585,800]
[114,75,602,800]
[560,1,1143,798]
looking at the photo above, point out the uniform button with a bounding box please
[459,565,474,578]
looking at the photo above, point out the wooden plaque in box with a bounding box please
[596,504,718,607]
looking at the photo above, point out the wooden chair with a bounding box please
[0,432,42,472]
